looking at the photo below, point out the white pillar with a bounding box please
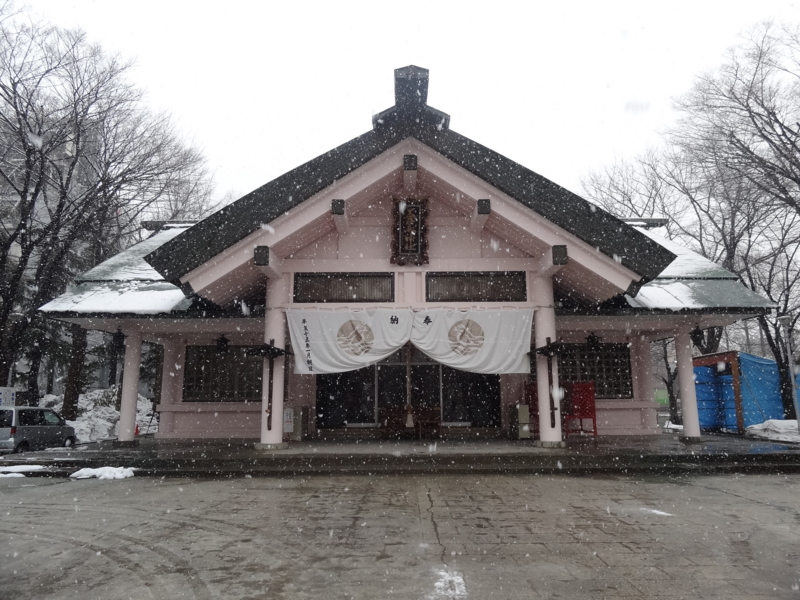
[675,330,701,439]
[531,275,563,446]
[630,335,651,401]
[632,335,657,430]
[118,331,142,442]
[634,337,654,403]
[157,338,182,435]
[258,276,289,448]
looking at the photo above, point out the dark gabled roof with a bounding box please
[146,65,675,286]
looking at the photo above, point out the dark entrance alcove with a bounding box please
[315,345,500,430]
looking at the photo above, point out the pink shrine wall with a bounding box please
[289,195,529,264]
[157,193,658,439]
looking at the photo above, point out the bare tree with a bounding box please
[584,25,800,416]
[674,22,800,217]
[583,150,679,227]
[740,223,800,416]
[0,15,216,391]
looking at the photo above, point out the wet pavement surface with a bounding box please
[2,472,800,599]
[3,434,800,477]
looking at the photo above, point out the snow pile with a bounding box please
[0,465,47,478]
[70,466,136,480]
[746,419,800,443]
[0,465,47,473]
[428,569,467,599]
[41,388,157,444]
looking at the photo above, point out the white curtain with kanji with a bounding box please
[410,308,533,373]
[287,308,533,375]
[287,309,413,374]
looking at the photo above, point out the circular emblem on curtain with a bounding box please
[337,320,375,355]
[448,319,485,356]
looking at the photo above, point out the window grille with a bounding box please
[182,346,263,402]
[557,343,633,399]
[426,272,527,302]
[293,273,394,303]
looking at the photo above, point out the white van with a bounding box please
[0,407,77,453]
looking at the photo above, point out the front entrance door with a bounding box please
[315,344,501,429]
[315,366,376,428]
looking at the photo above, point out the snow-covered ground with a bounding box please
[41,388,158,444]
[746,419,800,444]
[665,418,800,443]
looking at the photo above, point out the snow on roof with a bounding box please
[41,220,771,316]
[625,227,773,311]
[634,227,736,280]
[627,279,773,311]
[40,281,191,315]
[78,227,189,282]
[40,226,192,315]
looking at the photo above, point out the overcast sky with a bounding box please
[27,0,800,201]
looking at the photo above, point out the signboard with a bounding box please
[283,407,294,433]
[0,387,16,407]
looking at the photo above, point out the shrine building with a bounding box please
[40,66,772,448]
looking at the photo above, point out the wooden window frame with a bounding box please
[293,272,395,303]
[182,345,264,403]
[557,343,633,399]
[425,271,527,302]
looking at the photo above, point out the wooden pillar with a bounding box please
[118,331,142,442]
[258,277,289,448]
[730,356,745,434]
[157,338,183,435]
[632,335,657,430]
[675,330,701,439]
[531,275,563,446]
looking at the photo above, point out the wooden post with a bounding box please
[118,332,142,442]
[731,355,745,434]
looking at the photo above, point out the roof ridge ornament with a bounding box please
[394,65,429,108]
[372,65,450,131]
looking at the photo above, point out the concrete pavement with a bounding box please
[2,472,800,599]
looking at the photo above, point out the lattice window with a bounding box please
[426,272,527,302]
[294,273,394,303]
[183,346,263,402]
[557,343,633,399]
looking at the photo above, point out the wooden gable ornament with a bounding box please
[390,197,429,265]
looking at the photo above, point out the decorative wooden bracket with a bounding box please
[535,245,568,278]
[331,199,349,235]
[470,198,491,233]
[253,245,283,279]
[246,342,292,359]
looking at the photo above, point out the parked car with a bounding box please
[0,407,77,453]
